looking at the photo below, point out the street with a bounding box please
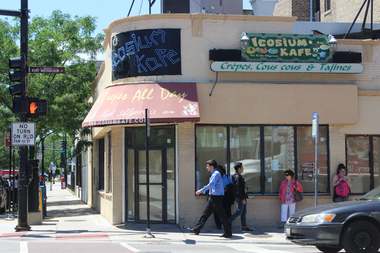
[0,241,336,253]
[0,184,362,253]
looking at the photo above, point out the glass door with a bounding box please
[136,149,166,222]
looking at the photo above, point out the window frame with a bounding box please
[324,0,331,12]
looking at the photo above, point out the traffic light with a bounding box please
[26,98,47,118]
[60,140,66,150]
[60,152,65,168]
[12,97,28,114]
[9,55,27,114]
[9,55,26,96]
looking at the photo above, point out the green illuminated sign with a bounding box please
[242,33,332,63]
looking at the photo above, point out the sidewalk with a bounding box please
[0,184,290,244]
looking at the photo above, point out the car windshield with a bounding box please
[360,185,380,200]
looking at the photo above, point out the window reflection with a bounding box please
[264,126,295,193]
[297,126,328,193]
[230,126,261,193]
[346,136,370,193]
[196,126,227,190]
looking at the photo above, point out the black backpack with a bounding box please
[225,175,235,205]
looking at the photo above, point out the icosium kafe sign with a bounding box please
[210,61,364,74]
[242,33,332,63]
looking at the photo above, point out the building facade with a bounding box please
[274,0,380,23]
[76,13,380,228]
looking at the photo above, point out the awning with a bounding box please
[82,83,200,128]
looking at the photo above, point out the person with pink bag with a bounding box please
[278,170,303,229]
[332,164,352,202]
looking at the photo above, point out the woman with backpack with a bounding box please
[332,164,352,202]
[213,165,234,230]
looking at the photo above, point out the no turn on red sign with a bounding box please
[11,122,36,146]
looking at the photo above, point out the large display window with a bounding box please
[195,125,329,195]
[346,135,380,193]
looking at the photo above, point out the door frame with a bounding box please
[135,147,169,223]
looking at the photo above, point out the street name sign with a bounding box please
[5,132,10,151]
[29,66,65,74]
[11,122,36,146]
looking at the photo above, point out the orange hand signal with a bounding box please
[30,102,38,114]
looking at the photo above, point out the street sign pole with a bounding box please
[144,109,154,238]
[312,112,319,206]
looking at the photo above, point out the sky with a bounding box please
[1,0,252,60]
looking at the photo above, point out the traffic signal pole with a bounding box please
[0,0,31,231]
[16,0,30,232]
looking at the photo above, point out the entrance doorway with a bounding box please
[125,126,176,223]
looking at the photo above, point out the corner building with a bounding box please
[77,13,380,228]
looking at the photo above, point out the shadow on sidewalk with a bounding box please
[46,197,98,218]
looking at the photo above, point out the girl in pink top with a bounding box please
[278,170,303,229]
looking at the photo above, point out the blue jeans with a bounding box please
[335,196,349,202]
[228,198,247,227]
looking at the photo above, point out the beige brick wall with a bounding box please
[111,127,123,225]
[272,0,380,23]
[273,0,293,18]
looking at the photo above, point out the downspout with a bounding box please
[310,0,313,21]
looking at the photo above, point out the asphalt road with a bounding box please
[0,241,351,253]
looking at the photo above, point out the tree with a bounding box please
[0,11,104,167]
[0,19,19,134]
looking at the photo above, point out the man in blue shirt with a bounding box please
[187,159,232,238]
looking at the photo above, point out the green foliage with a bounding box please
[0,10,104,163]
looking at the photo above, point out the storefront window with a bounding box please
[108,131,112,193]
[374,137,380,188]
[195,125,330,195]
[264,126,295,193]
[127,149,135,221]
[98,138,104,191]
[126,127,174,147]
[195,126,227,190]
[230,126,261,193]
[346,136,371,193]
[297,126,329,193]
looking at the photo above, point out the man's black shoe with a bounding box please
[187,227,199,235]
[242,227,253,232]
[219,233,233,238]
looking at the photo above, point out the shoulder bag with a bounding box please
[294,180,303,202]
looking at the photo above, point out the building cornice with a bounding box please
[102,13,297,48]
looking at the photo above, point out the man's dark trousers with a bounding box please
[193,195,232,235]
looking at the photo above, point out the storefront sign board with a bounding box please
[242,33,331,63]
[111,28,181,81]
[210,61,364,74]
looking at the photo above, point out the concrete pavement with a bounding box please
[0,184,291,244]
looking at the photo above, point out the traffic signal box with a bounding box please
[60,152,65,168]
[26,98,47,118]
[9,56,26,95]
[9,56,27,114]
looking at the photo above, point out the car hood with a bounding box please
[291,200,380,217]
